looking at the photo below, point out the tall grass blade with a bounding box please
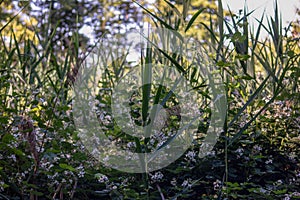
[254,50,279,83]
[217,0,224,44]
[0,3,29,33]
[142,38,152,125]
[141,33,185,73]
[228,87,284,147]
[185,8,205,33]
[134,1,175,31]
[228,75,270,128]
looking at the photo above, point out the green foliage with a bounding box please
[0,0,299,199]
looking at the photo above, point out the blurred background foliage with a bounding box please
[0,0,37,42]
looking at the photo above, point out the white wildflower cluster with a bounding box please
[239,113,250,128]
[95,173,109,183]
[9,127,23,148]
[276,179,283,185]
[259,187,269,194]
[265,155,273,164]
[284,192,300,200]
[262,96,272,103]
[185,150,196,163]
[265,159,273,164]
[148,130,170,150]
[289,176,297,184]
[103,155,110,163]
[231,90,244,108]
[284,194,291,200]
[126,141,136,150]
[150,171,164,183]
[63,170,76,184]
[34,128,47,153]
[253,145,262,153]
[288,152,296,162]
[76,164,85,178]
[7,154,17,162]
[108,184,117,190]
[292,192,300,197]
[272,100,292,119]
[0,180,5,192]
[244,156,250,161]
[213,179,222,191]
[120,177,129,187]
[40,159,54,171]
[198,143,216,157]
[47,172,60,186]
[47,170,77,188]
[15,172,26,184]
[208,151,216,157]
[235,147,244,158]
[98,111,112,127]
[181,178,193,189]
[92,99,112,126]
[170,178,177,186]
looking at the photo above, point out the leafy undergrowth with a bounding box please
[0,0,300,199]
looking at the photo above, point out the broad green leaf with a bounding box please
[59,163,76,171]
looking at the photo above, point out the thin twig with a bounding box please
[156,184,165,200]
[52,183,62,200]
[70,177,78,199]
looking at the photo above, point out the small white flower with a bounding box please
[150,171,164,182]
[0,181,5,192]
[78,171,85,178]
[253,145,262,152]
[265,159,272,164]
[182,180,189,187]
[103,155,109,162]
[127,142,136,149]
[171,178,177,186]
[207,151,216,156]
[11,126,19,132]
[284,194,290,200]
[235,147,244,158]
[235,148,244,154]
[181,178,192,188]
[8,154,16,162]
[292,192,300,197]
[213,179,221,190]
[77,165,85,178]
[259,188,267,194]
[104,115,111,121]
[185,150,196,162]
[53,156,60,162]
[95,173,109,183]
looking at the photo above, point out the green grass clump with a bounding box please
[0,0,299,199]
